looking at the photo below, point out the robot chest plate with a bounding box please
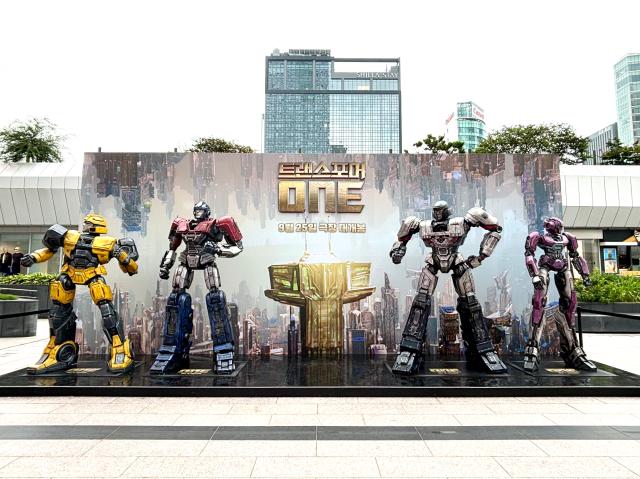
[183,232,207,245]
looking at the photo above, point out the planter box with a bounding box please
[578,302,640,333]
[0,298,38,337]
[0,284,51,318]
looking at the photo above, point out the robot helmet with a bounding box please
[543,217,564,235]
[432,200,451,222]
[82,213,108,235]
[193,201,211,221]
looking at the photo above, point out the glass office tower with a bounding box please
[264,49,401,154]
[615,54,640,145]
[450,101,486,152]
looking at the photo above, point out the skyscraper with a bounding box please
[615,54,640,145]
[587,123,618,164]
[445,101,486,152]
[264,49,401,154]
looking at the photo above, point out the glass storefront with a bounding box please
[0,231,61,276]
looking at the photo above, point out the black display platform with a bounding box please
[0,355,638,397]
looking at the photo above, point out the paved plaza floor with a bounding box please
[0,319,637,478]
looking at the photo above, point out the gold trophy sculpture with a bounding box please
[265,250,375,356]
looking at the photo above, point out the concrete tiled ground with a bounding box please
[0,328,638,477]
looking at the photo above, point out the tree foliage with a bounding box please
[475,123,589,164]
[190,137,254,153]
[414,134,465,154]
[0,118,65,163]
[601,138,640,165]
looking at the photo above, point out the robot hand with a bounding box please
[204,241,221,256]
[389,243,406,264]
[159,267,170,280]
[582,276,592,287]
[465,255,484,269]
[532,275,544,290]
[20,254,35,267]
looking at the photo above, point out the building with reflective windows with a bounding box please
[264,49,401,154]
[615,53,640,145]
[445,101,486,152]
[587,123,618,165]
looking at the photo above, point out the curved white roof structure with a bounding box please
[560,164,640,228]
[0,161,82,227]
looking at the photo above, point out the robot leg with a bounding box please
[206,289,235,373]
[453,268,506,373]
[150,291,193,374]
[28,275,78,375]
[89,277,134,374]
[524,269,548,372]
[392,262,437,375]
[555,270,596,371]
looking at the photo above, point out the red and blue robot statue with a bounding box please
[151,201,243,374]
[524,217,596,372]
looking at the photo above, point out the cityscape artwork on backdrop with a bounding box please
[61,151,578,373]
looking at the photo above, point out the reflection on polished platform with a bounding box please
[0,355,637,396]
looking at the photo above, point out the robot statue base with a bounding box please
[392,351,422,375]
[523,342,596,373]
[150,292,193,375]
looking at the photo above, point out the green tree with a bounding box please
[414,134,465,154]
[475,123,589,164]
[0,118,65,163]
[601,138,640,165]
[190,137,254,153]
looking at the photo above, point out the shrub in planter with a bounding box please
[0,273,57,285]
[575,270,640,304]
[0,293,18,301]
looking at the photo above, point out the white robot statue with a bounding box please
[389,200,507,375]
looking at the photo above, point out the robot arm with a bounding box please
[390,216,421,264]
[524,231,540,277]
[463,207,502,268]
[215,216,244,258]
[113,238,139,276]
[160,218,183,279]
[566,232,590,283]
[21,224,67,267]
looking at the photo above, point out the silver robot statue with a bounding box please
[523,217,596,372]
[389,200,507,374]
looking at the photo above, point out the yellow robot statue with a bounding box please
[21,214,139,374]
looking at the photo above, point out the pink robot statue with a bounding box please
[524,217,596,372]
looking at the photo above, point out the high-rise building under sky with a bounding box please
[445,101,486,152]
[264,49,401,154]
[615,53,640,145]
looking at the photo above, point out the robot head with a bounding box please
[82,214,108,235]
[432,201,451,222]
[543,217,564,236]
[193,201,211,221]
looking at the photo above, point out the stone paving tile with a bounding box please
[277,397,359,404]
[318,426,420,441]
[363,414,460,427]
[213,426,316,441]
[50,403,147,415]
[173,414,271,427]
[317,439,430,457]
[376,456,509,478]
[84,439,208,457]
[496,456,638,478]
[403,403,494,415]
[357,397,439,405]
[516,396,605,404]
[0,425,118,440]
[0,414,86,426]
[76,413,180,426]
[424,439,546,457]
[532,439,640,456]
[0,456,136,477]
[484,402,581,414]
[572,403,640,414]
[201,439,316,457]
[0,403,62,414]
[230,404,318,415]
[140,403,232,415]
[417,426,525,441]
[267,414,367,426]
[317,404,405,415]
[107,426,215,440]
[122,456,255,477]
[545,413,640,426]
[612,456,640,476]
[252,456,380,478]
[454,414,554,426]
[0,439,97,457]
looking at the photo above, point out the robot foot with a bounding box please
[27,338,78,375]
[392,351,422,375]
[108,337,134,374]
[562,346,597,372]
[214,351,235,374]
[150,345,190,374]
[523,342,541,373]
[469,350,508,374]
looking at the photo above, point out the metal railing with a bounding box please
[577,306,640,347]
